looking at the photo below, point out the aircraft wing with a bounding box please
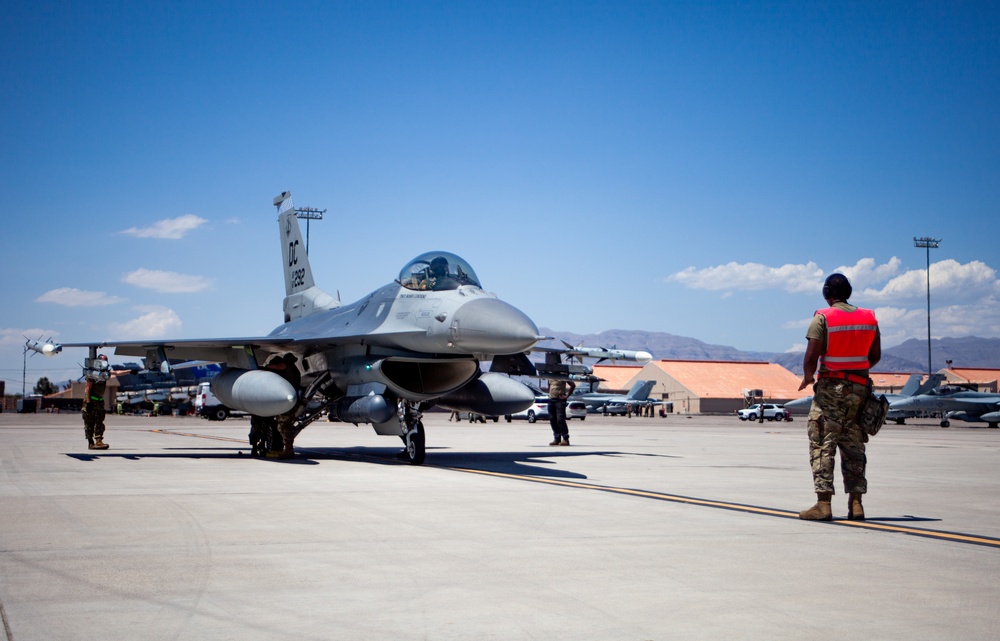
[57,327,429,369]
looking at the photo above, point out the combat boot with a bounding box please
[92,437,109,450]
[799,492,833,521]
[87,437,96,449]
[848,492,865,521]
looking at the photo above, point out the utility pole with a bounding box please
[295,206,326,255]
[913,236,941,376]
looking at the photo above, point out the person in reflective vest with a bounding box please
[798,273,881,521]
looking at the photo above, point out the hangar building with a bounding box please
[612,359,806,415]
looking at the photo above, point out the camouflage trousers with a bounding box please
[806,378,869,494]
[82,401,106,440]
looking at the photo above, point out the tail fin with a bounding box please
[626,380,655,401]
[275,192,338,322]
[914,372,946,395]
[898,374,922,397]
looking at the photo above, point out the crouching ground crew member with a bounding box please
[798,273,881,521]
[264,354,302,460]
[83,354,111,450]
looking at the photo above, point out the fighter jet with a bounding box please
[784,373,946,423]
[33,191,551,464]
[889,385,1000,428]
[571,380,658,414]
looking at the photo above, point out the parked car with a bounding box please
[566,401,588,420]
[737,403,789,421]
[511,398,550,423]
[511,399,588,423]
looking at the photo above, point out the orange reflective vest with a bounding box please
[816,306,877,371]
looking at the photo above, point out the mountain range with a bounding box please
[538,329,1000,375]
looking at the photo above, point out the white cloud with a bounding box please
[832,257,902,291]
[108,306,182,339]
[119,214,207,239]
[122,269,212,293]
[35,288,125,307]
[859,259,999,306]
[667,261,824,294]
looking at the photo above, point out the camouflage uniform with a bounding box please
[83,379,107,442]
[806,377,868,494]
[548,379,575,443]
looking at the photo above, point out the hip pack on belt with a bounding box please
[858,381,889,436]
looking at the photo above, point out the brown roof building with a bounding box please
[589,365,644,393]
[941,367,1000,393]
[621,359,807,415]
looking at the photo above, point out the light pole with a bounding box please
[913,236,941,375]
[295,206,326,255]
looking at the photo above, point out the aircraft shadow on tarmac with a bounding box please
[65,446,681,478]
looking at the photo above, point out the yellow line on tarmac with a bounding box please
[150,429,246,443]
[443,466,1000,550]
[146,429,1000,549]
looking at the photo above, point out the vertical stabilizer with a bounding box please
[275,192,338,322]
[626,380,656,401]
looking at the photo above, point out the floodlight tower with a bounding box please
[913,236,941,375]
[295,206,326,255]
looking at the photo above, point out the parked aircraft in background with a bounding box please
[890,385,1000,428]
[571,379,658,414]
[785,373,946,424]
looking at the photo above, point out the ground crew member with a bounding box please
[265,354,302,459]
[548,378,576,446]
[83,354,110,450]
[798,273,881,521]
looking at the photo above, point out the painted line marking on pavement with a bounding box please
[147,428,1000,549]
[443,466,1000,550]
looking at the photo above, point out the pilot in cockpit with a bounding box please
[428,256,459,291]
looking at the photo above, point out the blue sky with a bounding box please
[2,1,999,388]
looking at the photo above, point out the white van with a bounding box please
[194,382,231,421]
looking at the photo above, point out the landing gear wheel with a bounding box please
[940,419,950,428]
[404,421,426,465]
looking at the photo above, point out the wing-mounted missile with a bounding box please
[437,373,536,415]
[528,341,652,380]
[559,341,652,364]
[211,368,297,417]
[24,337,62,357]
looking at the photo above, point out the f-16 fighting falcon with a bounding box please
[35,192,551,464]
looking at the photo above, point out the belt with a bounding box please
[819,371,869,386]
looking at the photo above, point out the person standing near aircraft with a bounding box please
[798,273,881,521]
[83,354,110,450]
[548,378,576,445]
[265,354,302,459]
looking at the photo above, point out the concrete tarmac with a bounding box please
[1,411,998,641]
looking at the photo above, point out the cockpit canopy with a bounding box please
[398,251,481,291]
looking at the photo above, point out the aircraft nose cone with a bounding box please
[451,298,539,354]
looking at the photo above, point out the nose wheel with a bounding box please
[403,421,426,465]
[397,401,426,465]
